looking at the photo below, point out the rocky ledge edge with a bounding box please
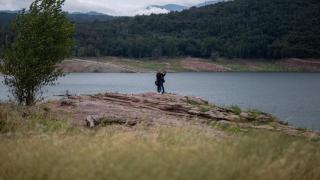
[49,92,319,139]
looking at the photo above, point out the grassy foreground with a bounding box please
[0,104,320,180]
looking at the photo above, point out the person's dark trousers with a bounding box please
[157,85,161,93]
[160,82,165,94]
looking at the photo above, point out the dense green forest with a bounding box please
[0,11,113,55]
[1,0,320,59]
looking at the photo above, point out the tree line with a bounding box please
[73,0,320,59]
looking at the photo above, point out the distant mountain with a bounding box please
[0,12,17,27]
[70,11,107,16]
[134,6,168,16]
[149,4,188,12]
[196,0,226,7]
[137,1,226,15]
[0,11,114,25]
[0,10,20,13]
[135,4,188,15]
[0,2,225,17]
[68,12,114,23]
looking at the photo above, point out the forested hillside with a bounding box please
[1,0,320,59]
[74,0,320,59]
[0,11,113,54]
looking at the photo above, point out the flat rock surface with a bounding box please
[47,92,319,139]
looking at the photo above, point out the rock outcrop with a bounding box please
[49,92,319,138]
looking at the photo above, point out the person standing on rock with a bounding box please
[155,71,166,94]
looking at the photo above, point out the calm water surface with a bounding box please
[1,73,320,130]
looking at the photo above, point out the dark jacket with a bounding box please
[156,72,166,85]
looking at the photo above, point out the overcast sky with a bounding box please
[0,0,206,16]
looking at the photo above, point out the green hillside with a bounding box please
[74,0,320,59]
[1,0,320,60]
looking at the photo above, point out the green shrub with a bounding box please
[230,105,242,115]
[200,105,211,112]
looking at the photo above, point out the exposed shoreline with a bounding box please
[56,57,320,73]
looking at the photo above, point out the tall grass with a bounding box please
[0,103,78,135]
[0,104,319,180]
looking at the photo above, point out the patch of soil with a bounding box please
[278,58,320,72]
[57,59,135,73]
[181,58,229,72]
[244,61,260,71]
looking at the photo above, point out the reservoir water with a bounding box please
[1,73,320,130]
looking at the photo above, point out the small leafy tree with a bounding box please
[0,0,74,105]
